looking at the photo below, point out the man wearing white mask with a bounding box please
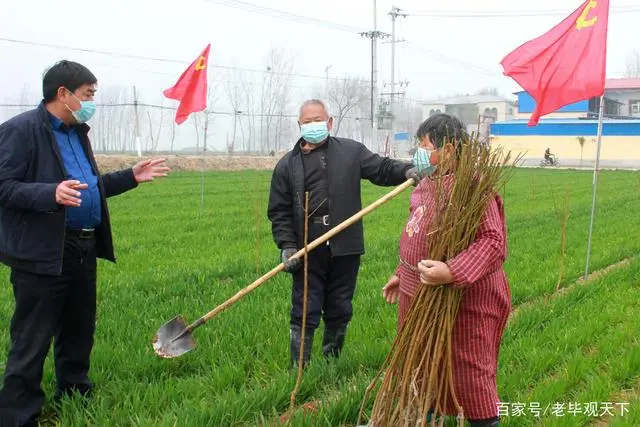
[267,99,424,367]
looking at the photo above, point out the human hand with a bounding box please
[405,167,426,186]
[132,158,171,183]
[418,260,454,286]
[281,246,302,273]
[55,180,88,207]
[382,274,401,304]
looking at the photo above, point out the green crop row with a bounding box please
[0,168,638,426]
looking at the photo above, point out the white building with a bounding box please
[422,94,517,140]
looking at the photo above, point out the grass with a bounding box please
[0,167,639,426]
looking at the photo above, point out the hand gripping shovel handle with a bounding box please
[178,178,416,336]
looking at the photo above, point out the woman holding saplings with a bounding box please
[382,113,510,427]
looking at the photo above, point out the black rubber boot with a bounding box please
[289,324,314,369]
[322,324,347,358]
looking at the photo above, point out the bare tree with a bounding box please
[324,75,369,137]
[189,78,220,153]
[204,79,221,151]
[259,45,295,153]
[92,85,134,152]
[225,69,247,152]
[576,136,586,166]
[476,87,500,96]
[146,99,165,152]
[625,50,640,78]
[353,91,373,149]
[18,84,35,111]
[243,79,258,153]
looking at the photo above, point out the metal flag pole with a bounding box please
[584,94,605,280]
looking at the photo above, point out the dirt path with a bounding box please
[95,154,281,173]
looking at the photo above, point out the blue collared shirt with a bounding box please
[48,112,101,229]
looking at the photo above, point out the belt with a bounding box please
[65,228,96,239]
[399,256,418,272]
[311,215,330,226]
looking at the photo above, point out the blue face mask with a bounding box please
[412,147,436,176]
[300,121,329,144]
[65,91,97,124]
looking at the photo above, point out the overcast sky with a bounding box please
[0,0,637,150]
[1,0,637,101]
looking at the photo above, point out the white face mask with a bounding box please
[412,147,436,176]
[64,90,97,123]
[300,121,329,144]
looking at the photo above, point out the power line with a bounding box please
[0,37,371,84]
[403,5,640,18]
[201,0,366,33]
[0,39,512,108]
[0,102,378,121]
[402,42,497,76]
[1,41,376,88]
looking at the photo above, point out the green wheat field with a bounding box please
[1,168,640,426]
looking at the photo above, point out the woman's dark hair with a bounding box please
[416,113,469,149]
[42,60,97,102]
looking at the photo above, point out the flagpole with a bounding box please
[584,94,605,280]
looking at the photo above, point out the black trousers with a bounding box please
[290,243,360,330]
[0,235,97,427]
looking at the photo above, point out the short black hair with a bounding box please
[416,113,469,149]
[42,60,97,102]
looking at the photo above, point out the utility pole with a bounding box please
[360,0,390,152]
[387,5,407,149]
[260,66,272,154]
[380,79,409,158]
[132,85,142,157]
[388,6,406,110]
[260,75,264,155]
[232,110,241,155]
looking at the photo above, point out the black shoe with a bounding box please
[289,325,314,369]
[322,324,347,358]
[53,384,92,408]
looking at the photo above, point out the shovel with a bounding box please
[152,178,416,358]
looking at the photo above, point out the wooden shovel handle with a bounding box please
[192,178,415,328]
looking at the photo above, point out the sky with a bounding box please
[0,0,638,151]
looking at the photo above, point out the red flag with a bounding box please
[500,0,610,126]
[163,43,211,125]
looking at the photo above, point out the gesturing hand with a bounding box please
[133,158,171,183]
[55,180,88,207]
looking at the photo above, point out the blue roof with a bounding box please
[493,118,640,125]
[491,118,640,136]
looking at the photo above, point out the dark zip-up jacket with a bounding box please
[267,136,412,256]
[0,102,138,276]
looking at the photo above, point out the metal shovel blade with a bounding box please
[152,315,197,359]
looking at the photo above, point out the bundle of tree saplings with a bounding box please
[359,134,521,427]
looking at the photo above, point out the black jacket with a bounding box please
[0,102,138,276]
[267,136,412,256]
